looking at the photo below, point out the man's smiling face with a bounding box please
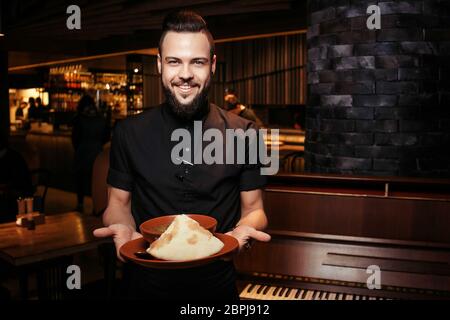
[158,31,216,119]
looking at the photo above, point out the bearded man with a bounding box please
[94,10,270,300]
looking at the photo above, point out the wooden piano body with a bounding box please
[235,174,450,300]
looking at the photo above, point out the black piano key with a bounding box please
[273,287,281,296]
[314,291,321,299]
[279,287,287,296]
[285,288,292,297]
[295,290,302,299]
[301,290,308,299]
[263,286,270,295]
[247,284,255,293]
[257,285,265,294]
[322,292,329,299]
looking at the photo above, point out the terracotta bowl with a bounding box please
[139,214,218,243]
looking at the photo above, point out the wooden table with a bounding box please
[0,212,114,299]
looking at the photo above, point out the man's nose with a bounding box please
[178,64,193,81]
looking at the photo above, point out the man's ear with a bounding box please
[211,54,217,75]
[157,54,162,74]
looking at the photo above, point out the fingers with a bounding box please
[93,227,114,238]
[131,232,143,240]
[249,229,271,242]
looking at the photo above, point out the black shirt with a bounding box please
[107,103,266,299]
[107,103,266,232]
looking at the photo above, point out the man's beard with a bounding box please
[163,75,212,122]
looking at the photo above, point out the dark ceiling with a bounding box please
[3,0,307,64]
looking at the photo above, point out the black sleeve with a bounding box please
[107,121,134,191]
[239,122,267,191]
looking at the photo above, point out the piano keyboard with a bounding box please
[240,284,385,300]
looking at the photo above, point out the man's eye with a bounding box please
[194,60,205,65]
[168,60,179,65]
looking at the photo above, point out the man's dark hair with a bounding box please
[159,10,215,58]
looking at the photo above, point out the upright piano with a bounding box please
[235,174,450,300]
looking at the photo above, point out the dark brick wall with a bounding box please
[305,0,450,177]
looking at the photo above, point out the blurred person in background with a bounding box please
[27,97,38,120]
[72,95,110,212]
[223,88,263,127]
[0,129,33,223]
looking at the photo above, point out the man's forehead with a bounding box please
[160,31,211,58]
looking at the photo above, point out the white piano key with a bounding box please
[295,289,305,300]
[304,290,315,300]
[345,294,354,300]
[249,285,261,299]
[286,288,298,300]
[328,292,337,300]
[321,292,329,300]
[240,284,253,299]
[313,291,321,300]
[337,293,344,300]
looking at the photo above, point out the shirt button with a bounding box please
[186,148,190,152]
[184,169,189,174]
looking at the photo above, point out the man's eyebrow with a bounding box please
[164,56,181,61]
[192,57,209,62]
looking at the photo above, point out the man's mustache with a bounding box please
[171,80,200,87]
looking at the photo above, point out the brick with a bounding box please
[377,28,422,42]
[336,4,367,18]
[315,132,373,145]
[373,159,400,171]
[375,107,421,120]
[352,69,398,81]
[355,43,400,56]
[379,1,423,15]
[353,95,397,107]
[335,81,375,94]
[321,18,350,34]
[320,95,353,107]
[332,157,372,170]
[337,30,377,44]
[398,68,437,80]
[375,55,420,68]
[375,133,419,146]
[308,71,320,84]
[399,120,438,132]
[308,59,332,72]
[319,70,353,82]
[308,46,328,60]
[307,24,320,39]
[308,34,337,47]
[400,42,439,55]
[398,94,439,106]
[321,119,355,132]
[328,45,354,58]
[335,56,375,70]
[355,120,375,132]
[354,146,402,159]
[310,7,336,25]
[350,16,366,30]
[376,81,419,94]
[382,14,440,28]
[310,83,335,94]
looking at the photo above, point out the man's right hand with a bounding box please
[93,224,142,261]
